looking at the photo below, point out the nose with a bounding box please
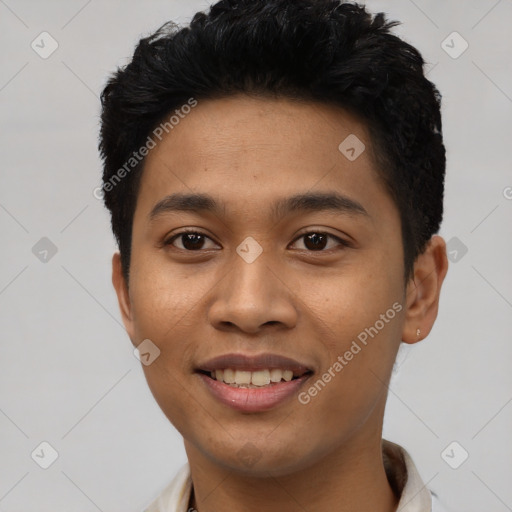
[208,251,298,334]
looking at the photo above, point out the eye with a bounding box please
[290,231,350,251]
[164,230,350,252]
[164,230,219,251]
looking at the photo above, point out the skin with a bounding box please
[112,95,448,512]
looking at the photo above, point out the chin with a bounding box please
[206,439,316,478]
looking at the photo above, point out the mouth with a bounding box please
[195,353,314,412]
[195,352,313,386]
[196,367,313,388]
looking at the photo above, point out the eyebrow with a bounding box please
[149,191,369,221]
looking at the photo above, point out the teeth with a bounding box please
[223,368,235,383]
[234,370,252,385]
[282,370,293,382]
[269,369,283,382]
[251,369,270,386]
[210,368,301,387]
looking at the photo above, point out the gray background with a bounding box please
[1,0,511,511]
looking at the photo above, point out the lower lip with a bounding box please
[197,372,311,412]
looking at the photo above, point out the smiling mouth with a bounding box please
[197,368,313,388]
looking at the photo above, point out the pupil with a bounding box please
[305,233,327,250]
[183,233,204,250]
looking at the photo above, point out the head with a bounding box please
[99,0,448,476]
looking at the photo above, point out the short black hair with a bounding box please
[99,0,445,284]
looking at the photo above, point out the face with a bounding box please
[114,95,428,477]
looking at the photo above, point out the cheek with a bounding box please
[301,252,404,405]
[129,263,209,432]
[127,260,211,408]
[312,256,404,347]
[128,256,205,338]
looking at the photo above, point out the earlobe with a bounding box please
[112,253,136,342]
[401,235,449,344]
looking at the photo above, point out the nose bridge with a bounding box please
[226,247,276,312]
[208,244,297,332]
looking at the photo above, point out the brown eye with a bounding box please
[179,233,205,250]
[165,231,218,251]
[304,233,328,250]
[291,232,349,251]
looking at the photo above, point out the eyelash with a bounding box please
[163,229,351,252]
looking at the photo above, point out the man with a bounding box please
[98,1,449,510]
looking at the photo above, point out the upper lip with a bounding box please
[196,353,313,375]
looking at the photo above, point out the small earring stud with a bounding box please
[416,328,421,337]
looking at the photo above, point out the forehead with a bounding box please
[134,94,395,225]
[150,95,372,165]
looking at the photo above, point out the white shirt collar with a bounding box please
[143,440,434,512]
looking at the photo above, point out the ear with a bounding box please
[402,235,449,344]
[112,252,136,344]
